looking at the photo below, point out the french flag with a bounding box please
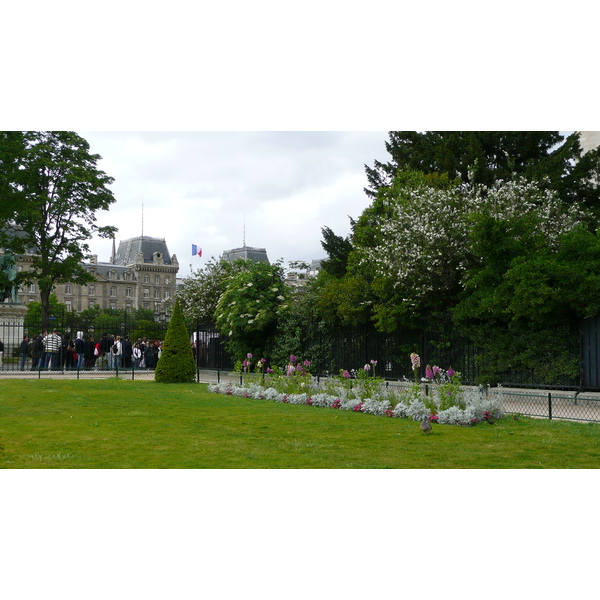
[192,244,202,257]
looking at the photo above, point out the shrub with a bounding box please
[155,300,196,383]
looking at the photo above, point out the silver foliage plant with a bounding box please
[207,379,503,426]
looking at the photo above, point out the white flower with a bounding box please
[246,282,253,287]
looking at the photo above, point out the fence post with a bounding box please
[548,392,552,420]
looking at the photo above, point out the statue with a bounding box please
[0,254,19,304]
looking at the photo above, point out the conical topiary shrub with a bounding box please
[155,299,196,383]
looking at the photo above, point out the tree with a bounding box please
[364,131,600,215]
[155,299,196,383]
[0,131,117,328]
[23,294,67,329]
[214,260,287,361]
[177,257,238,325]
[319,226,353,277]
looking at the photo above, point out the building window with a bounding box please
[143,288,150,299]
[28,283,36,293]
[164,289,170,299]
[155,275,160,285]
[144,275,150,283]
[154,302,160,310]
[65,301,72,312]
[125,304,132,312]
[125,287,132,297]
[65,284,72,294]
[110,302,116,310]
[110,286,117,297]
[144,302,150,309]
[109,271,116,280]
[154,288,161,299]
[88,285,95,296]
[165,276,170,285]
[88,300,95,308]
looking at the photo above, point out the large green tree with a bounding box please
[0,131,117,328]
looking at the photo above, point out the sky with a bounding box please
[79,131,391,274]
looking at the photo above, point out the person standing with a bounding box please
[83,334,96,370]
[29,334,40,371]
[0,339,4,367]
[36,332,46,369]
[74,332,85,370]
[112,336,123,369]
[19,335,29,371]
[121,336,133,368]
[43,329,61,370]
[99,333,112,370]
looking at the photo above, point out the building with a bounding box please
[222,245,270,264]
[10,236,179,316]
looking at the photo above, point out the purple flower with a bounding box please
[385,410,394,418]
[364,364,371,372]
[303,360,311,367]
[447,368,455,377]
[260,358,266,363]
[247,353,253,359]
[432,366,441,377]
[342,370,350,379]
[306,398,313,406]
[370,359,378,366]
[425,365,434,379]
[289,355,297,364]
[266,367,274,374]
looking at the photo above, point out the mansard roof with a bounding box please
[222,246,270,264]
[113,236,173,266]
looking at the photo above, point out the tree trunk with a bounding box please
[40,286,52,331]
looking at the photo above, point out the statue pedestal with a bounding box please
[0,303,28,367]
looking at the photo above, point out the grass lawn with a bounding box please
[2,378,600,468]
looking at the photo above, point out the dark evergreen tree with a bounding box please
[364,131,600,215]
[155,300,196,383]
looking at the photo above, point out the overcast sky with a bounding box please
[79,131,391,274]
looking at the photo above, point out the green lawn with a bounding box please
[1,379,600,468]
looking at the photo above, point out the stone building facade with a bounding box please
[11,236,179,315]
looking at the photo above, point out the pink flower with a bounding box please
[353,403,363,412]
[306,398,313,406]
[266,367,274,374]
[385,410,394,417]
[447,368,455,377]
[432,365,441,377]
[303,360,311,367]
[410,353,420,369]
[290,355,297,364]
[260,358,266,363]
[247,353,253,359]
[428,414,439,423]
[343,370,350,379]
[370,359,378,366]
[364,364,371,372]
[332,399,341,409]
[425,365,434,379]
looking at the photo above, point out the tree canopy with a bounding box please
[0,131,117,328]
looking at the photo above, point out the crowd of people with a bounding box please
[0,330,165,371]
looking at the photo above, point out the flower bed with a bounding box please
[207,355,503,426]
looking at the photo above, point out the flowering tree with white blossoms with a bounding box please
[355,171,586,332]
[214,260,288,361]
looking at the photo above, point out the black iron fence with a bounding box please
[1,313,600,391]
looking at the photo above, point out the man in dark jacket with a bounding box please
[19,335,29,370]
[121,336,133,368]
